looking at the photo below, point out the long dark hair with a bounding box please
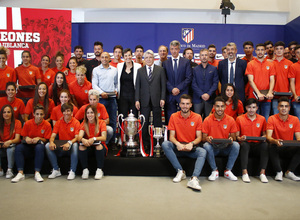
[52,71,69,105]
[33,82,49,118]
[221,83,239,111]
[83,105,99,137]
[0,105,15,139]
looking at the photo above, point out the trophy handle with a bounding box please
[148,125,153,135]
[138,115,145,133]
[118,114,125,133]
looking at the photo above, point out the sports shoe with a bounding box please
[34,172,44,182]
[285,171,300,181]
[11,173,25,183]
[94,168,104,180]
[0,170,3,177]
[224,170,238,181]
[208,170,219,181]
[173,170,186,183]
[275,171,283,181]
[6,169,14,179]
[260,174,268,183]
[187,176,201,191]
[67,170,76,180]
[82,168,89,180]
[48,169,61,179]
[242,173,250,183]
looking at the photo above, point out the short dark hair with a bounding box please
[278,96,290,104]
[213,96,226,105]
[274,41,285,48]
[123,48,132,57]
[243,41,254,48]
[208,44,216,50]
[74,45,84,52]
[180,94,192,102]
[294,45,300,52]
[245,98,258,107]
[94,41,103,48]
[256,43,266,49]
[222,46,226,52]
[22,50,31,58]
[135,45,144,52]
[61,103,73,113]
[264,41,274,46]
[33,104,45,113]
[288,41,298,49]
[6,82,17,90]
[183,48,194,56]
[113,45,123,53]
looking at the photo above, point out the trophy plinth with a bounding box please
[150,126,165,158]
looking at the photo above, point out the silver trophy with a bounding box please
[118,110,145,157]
[149,125,166,157]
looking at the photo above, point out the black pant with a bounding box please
[269,144,300,173]
[118,96,137,117]
[78,146,106,169]
[240,141,268,170]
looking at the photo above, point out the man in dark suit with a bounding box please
[135,49,166,147]
[162,40,192,122]
[218,42,248,103]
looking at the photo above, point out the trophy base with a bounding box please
[120,142,141,157]
[153,147,163,158]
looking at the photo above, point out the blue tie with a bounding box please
[230,62,234,84]
[174,59,178,77]
[148,66,152,80]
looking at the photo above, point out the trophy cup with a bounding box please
[149,125,166,157]
[118,110,145,157]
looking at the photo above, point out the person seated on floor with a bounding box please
[45,103,80,180]
[236,98,268,183]
[162,94,206,191]
[12,105,52,183]
[266,96,300,181]
[78,105,107,180]
[202,96,240,181]
[0,105,22,179]
[75,89,113,145]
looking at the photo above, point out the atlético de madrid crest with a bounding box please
[182,28,194,44]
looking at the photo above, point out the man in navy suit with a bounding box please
[218,42,248,103]
[163,40,192,122]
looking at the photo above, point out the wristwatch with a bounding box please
[68,140,72,146]
[93,137,97,142]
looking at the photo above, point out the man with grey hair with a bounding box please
[154,45,168,66]
[218,42,248,103]
[135,49,166,148]
[162,40,192,122]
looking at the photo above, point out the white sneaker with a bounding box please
[285,171,300,181]
[224,170,238,181]
[48,169,61,179]
[173,170,186,183]
[208,170,219,181]
[82,168,89,179]
[94,168,104,180]
[6,169,14,179]
[34,172,44,182]
[67,170,76,180]
[275,171,283,181]
[260,174,268,183]
[187,176,201,191]
[11,173,25,183]
[0,170,3,177]
[242,173,250,183]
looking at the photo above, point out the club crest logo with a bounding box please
[29,71,33,75]
[14,107,17,111]
[191,122,195,126]
[289,124,293,128]
[6,73,10,77]
[182,28,194,44]
[41,129,45,134]
[70,127,74,132]
[85,90,88,93]
[256,123,260,128]
[47,75,50,79]
[284,65,288,69]
[266,66,270,70]
[223,124,227,129]
[98,113,100,117]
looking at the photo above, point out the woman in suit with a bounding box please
[117,48,141,117]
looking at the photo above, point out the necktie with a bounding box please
[174,59,178,77]
[148,66,152,80]
[230,62,234,84]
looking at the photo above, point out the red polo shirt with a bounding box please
[51,67,69,74]
[65,72,77,84]
[0,66,16,91]
[288,61,300,101]
[208,59,219,67]
[0,119,22,142]
[69,80,92,108]
[21,119,52,139]
[24,98,55,119]
[168,111,202,143]
[50,104,78,121]
[75,103,109,121]
[0,97,25,119]
[39,68,55,87]
[273,58,293,93]
[53,117,80,140]
[211,100,244,120]
[202,113,237,138]
[267,114,300,140]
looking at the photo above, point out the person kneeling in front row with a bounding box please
[162,94,206,191]
[45,103,80,180]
